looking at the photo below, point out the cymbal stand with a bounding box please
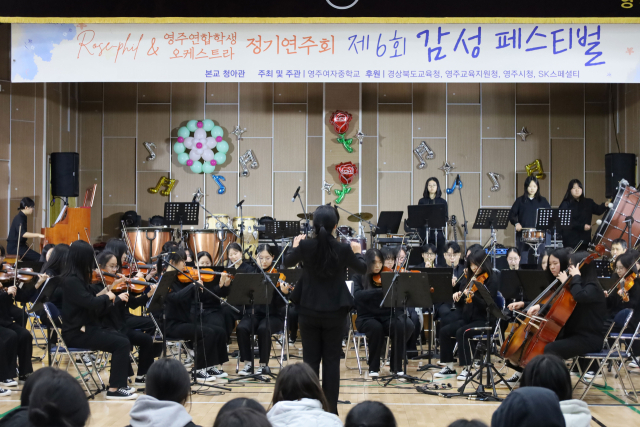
[333,204,378,248]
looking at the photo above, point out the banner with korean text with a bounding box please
[11,23,640,83]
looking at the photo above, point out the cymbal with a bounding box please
[297,213,314,219]
[348,212,373,222]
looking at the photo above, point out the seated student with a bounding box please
[213,407,271,427]
[521,354,591,427]
[380,246,396,270]
[448,421,488,427]
[345,401,397,427]
[220,243,251,339]
[539,250,550,271]
[128,358,201,427]
[215,397,266,422]
[606,252,640,328]
[610,238,628,261]
[416,243,438,268]
[27,368,91,427]
[394,245,409,269]
[267,363,342,427]
[196,251,233,344]
[353,249,414,377]
[444,241,465,279]
[164,251,229,382]
[38,243,55,263]
[506,247,521,270]
[237,244,289,375]
[490,387,566,427]
[0,367,56,425]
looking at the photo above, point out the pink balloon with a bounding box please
[186,160,194,166]
[211,160,217,166]
[196,142,203,149]
[216,136,223,142]
[177,136,184,143]
[197,121,203,128]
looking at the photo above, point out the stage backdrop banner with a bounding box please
[11,23,640,83]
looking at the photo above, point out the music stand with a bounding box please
[499,270,523,302]
[146,271,177,358]
[164,202,200,244]
[517,270,551,302]
[599,277,618,293]
[536,208,571,250]
[408,205,447,249]
[376,211,404,235]
[472,209,510,268]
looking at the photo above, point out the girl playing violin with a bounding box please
[196,250,234,343]
[380,246,396,270]
[606,252,640,332]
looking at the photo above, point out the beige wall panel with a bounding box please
[625,85,639,157]
[34,84,45,230]
[240,205,273,220]
[379,173,411,222]
[274,104,306,171]
[447,173,481,241]
[482,228,515,248]
[60,83,71,152]
[274,172,306,220]
[238,139,272,206]
[447,105,481,172]
[448,83,480,104]
[104,138,136,205]
[379,83,411,103]
[308,83,323,137]
[274,83,306,103]
[104,83,137,137]
[515,105,550,176]
[79,83,103,102]
[0,24,9,81]
[79,102,103,171]
[137,172,169,226]
[585,103,607,172]
[413,83,446,138]
[137,104,171,172]
[239,83,273,137]
[10,120,34,195]
[204,171,239,218]
[516,83,549,104]
[79,170,102,241]
[379,104,412,172]
[585,172,607,207]
[307,136,323,206]
[138,83,171,103]
[171,83,205,137]
[46,85,61,153]
[482,139,516,207]
[362,83,377,137]
[102,205,136,240]
[550,83,584,138]
[11,83,35,122]
[551,139,584,206]
[585,84,608,103]
[205,104,239,172]
[361,137,378,206]
[482,83,515,138]
[0,162,8,244]
[0,83,9,159]
[169,156,206,228]
[412,138,446,204]
[206,83,238,104]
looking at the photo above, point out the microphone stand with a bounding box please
[453,175,469,254]
[293,189,309,237]
[333,204,378,248]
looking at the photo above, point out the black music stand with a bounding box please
[227,273,279,383]
[408,204,447,249]
[536,208,571,249]
[146,271,177,358]
[499,270,522,302]
[376,211,404,234]
[517,270,551,302]
[472,209,510,268]
[164,202,200,244]
[599,277,618,293]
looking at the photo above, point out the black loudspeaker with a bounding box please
[605,153,636,199]
[50,152,79,197]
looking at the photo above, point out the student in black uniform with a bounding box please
[284,204,366,414]
[506,247,521,270]
[220,243,251,339]
[196,251,233,343]
[559,179,608,251]
[606,252,640,330]
[444,241,465,283]
[416,243,437,268]
[6,197,44,261]
[508,176,551,264]
[380,246,396,270]
[418,177,448,264]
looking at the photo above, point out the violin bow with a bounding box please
[121,220,140,278]
[269,242,291,273]
[192,237,202,281]
[461,239,495,296]
[84,228,112,297]
[11,225,21,298]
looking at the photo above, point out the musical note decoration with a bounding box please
[211,175,226,194]
[192,187,204,203]
[148,176,177,196]
[438,160,455,175]
[239,149,259,177]
[487,172,502,192]
[413,141,435,169]
[231,125,247,142]
[516,127,532,141]
[322,180,334,194]
[355,130,365,145]
[525,159,546,179]
[143,142,157,161]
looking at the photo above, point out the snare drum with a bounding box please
[206,214,231,230]
[232,217,259,256]
[186,229,236,264]
[521,228,545,243]
[339,236,367,252]
[592,179,640,256]
[126,227,174,263]
[337,225,354,238]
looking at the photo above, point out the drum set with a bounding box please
[336,212,372,251]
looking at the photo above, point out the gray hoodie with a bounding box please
[560,399,592,427]
[129,395,197,427]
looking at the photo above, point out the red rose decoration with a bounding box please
[330,110,352,134]
[335,162,358,185]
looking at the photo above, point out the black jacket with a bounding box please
[165,279,198,325]
[562,275,607,341]
[6,211,28,254]
[284,237,366,316]
[559,197,607,250]
[61,275,113,335]
[352,274,391,321]
[491,387,566,427]
[606,276,640,325]
[455,272,500,323]
[509,195,551,228]
[102,293,151,332]
[417,196,448,241]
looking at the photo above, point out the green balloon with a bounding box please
[216,140,229,153]
[213,152,226,165]
[190,161,203,174]
[177,127,190,138]
[177,152,189,165]
[211,126,224,138]
[173,142,186,154]
[202,119,215,132]
[186,120,198,132]
[202,163,215,174]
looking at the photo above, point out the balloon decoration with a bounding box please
[516,126,532,141]
[143,142,157,161]
[413,141,435,169]
[487,172,502,192]
[330,110,355,153]
[335,162,358,204]
[438,160,456,175]
[148,176,177,196]
[192,187,204,203]
[525,159,546,179]
[174,119,231,174]
[239,149,259,177]
[446,175,462,195]
[212,175,226,194]
[321,180,334,194]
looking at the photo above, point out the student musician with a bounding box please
[418,177,448,264]
[445,241,465,282]
[105,238,157,283]
[196,251,233,342]
[559,179,608,251]
[608,239,628,277]
[61,240,137,400]
[508,176,551,264]
[353,249,414,378]
[506,247,521,270]
[220,243,250,338]
[435,248,499,381]
[7,197,44,261]
[539,250,550,271]
[380,246,396,270]
[395,246,408,269]
[236,244,288,376]
[606,252,640,329]
[416,243,437,268]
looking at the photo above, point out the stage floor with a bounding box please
[0,341,638,427]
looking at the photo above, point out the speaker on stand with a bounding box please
[605,153,636,198]
[50,152,80,203]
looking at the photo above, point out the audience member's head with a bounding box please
[271,362,329,410]
[213,407,271,427]
[21,367,57,407]
[521,354,572,401]
[491,387,565,427]
[345,401,396,427]
[145,358,192,406]
[215,398,266,421]
[448,420,489,427]
[28,368,90,427]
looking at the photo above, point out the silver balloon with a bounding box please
[239,149,259,177]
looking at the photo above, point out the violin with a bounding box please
[607,272,636,302]
[92,270,150,294]
[464,272,488,304]
[269,267,294,291]
[121,261,155,276]
[371,266,420,286]
[0,267,40,283]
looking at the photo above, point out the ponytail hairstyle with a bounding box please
[40,244,70,275]
[363,248,383,289]
[28,368,90,427]
[310,205,340,279]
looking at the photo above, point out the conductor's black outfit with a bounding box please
[559,197,607,251]
[284,237,366,415]
[417,196,448,264]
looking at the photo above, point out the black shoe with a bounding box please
[106,387,138,400]
[133,376,146,386]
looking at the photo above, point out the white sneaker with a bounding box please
[106,387,138,400]
[502,373,521,387]
[0,388,11,397]
[434,367,457,378]
[255,365,269,375]
[369,371,379,377]
[583,371,601,380]
[195,369,216,383]
[629,361,639,369]
[0,379,17,388]
[238,362,253,376]
[207,366,228,378]
[457,369,471,381]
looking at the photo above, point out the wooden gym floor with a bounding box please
[0,340,639,427]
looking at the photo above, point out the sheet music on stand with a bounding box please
[54,205,67,225]
[164,202,200,226]
[263,221,300,239]
[472,209,510,230]
[536,208,571,230]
